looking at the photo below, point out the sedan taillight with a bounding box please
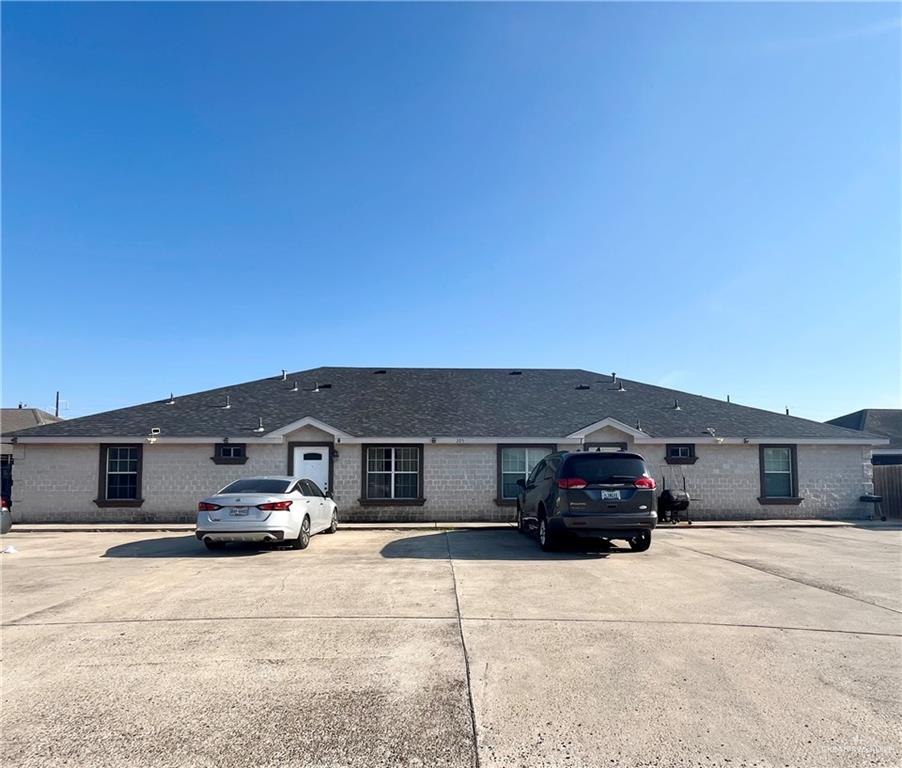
[257,500,293,511]
[558,478,588,489]
[634,476,656,489]
[198,502,221,511]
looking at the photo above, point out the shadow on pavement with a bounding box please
[380,529,630,560]
[103,535,268,558]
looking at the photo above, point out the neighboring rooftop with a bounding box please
[2,367,883,442]
[827,409,902,449]
[1,407,62,439]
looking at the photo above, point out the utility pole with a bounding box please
[55,391,60,418]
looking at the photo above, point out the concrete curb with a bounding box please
[6,520,898,534]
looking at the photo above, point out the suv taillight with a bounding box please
[198,502,221,511]
[257,500,293,511]
[634,477,656,489]
[558,478,588,489]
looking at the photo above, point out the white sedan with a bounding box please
[195,476,338,551]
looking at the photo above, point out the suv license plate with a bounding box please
[601,490,620,500]
[229,507,249,516]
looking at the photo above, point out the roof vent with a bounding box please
[785,406,790,416]
[673,399,681,410]
[221,395,231,409]
[611,372,617,382]
[727,395,731,403]
[575,384,590,390]
[635,418,643,432]
[616,380,626,392]
[509,370,523,376]
[253,417,265,433]
[289,381,299,392]
[373,370,387,375]
[165,393,176,405]
[281,370,288,381]
[319,383,332,389]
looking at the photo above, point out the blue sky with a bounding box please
[3,2,899,422]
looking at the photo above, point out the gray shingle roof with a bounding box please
[3,367,879,441]
[1,408,61,436]
[827,409,902,449]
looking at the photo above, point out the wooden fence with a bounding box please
[873,465,902,519]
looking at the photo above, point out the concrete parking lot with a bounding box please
[2,526,900,768]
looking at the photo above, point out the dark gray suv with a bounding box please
[515,451,657,552]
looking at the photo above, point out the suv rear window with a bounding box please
[219,479,291,494]
[561,455,648,484]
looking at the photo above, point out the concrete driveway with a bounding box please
[2,526,900,768]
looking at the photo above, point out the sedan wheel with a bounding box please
[291,516,311,550]
[325,510,338,534]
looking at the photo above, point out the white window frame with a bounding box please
[365,446,420,500]
[499,445,554,500]
[106,446,139,501]
[761,445,796,499]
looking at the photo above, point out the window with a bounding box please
[212,443,248,465]
[96,444,143,506]
[304,480,325,497]
[561,454,649,483]
[362,445,423,503]
[665,444,697,464]
[220,478,292,494]
[497,445,555,501]
[302,452,323,461]
[758,445,801,503]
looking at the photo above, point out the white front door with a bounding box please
[293,446,331,494]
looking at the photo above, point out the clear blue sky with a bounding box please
[3,2,900,422]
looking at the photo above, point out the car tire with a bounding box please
[538,517,557,552]
[517,506,527,534]
[629,531,652,552]
[291,516,311,550]
[324,510,338,534]
[203,539,225,551]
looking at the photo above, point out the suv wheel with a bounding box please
[538,517,557,552]
[629,530,652,552]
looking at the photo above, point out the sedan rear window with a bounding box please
[219,479,291,494]
[561,455,649,483]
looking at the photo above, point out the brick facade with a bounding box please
[10,434,874,523]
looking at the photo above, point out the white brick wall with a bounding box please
[333,444,507,522]
[11,437,874,523]
[639,443,873,520]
